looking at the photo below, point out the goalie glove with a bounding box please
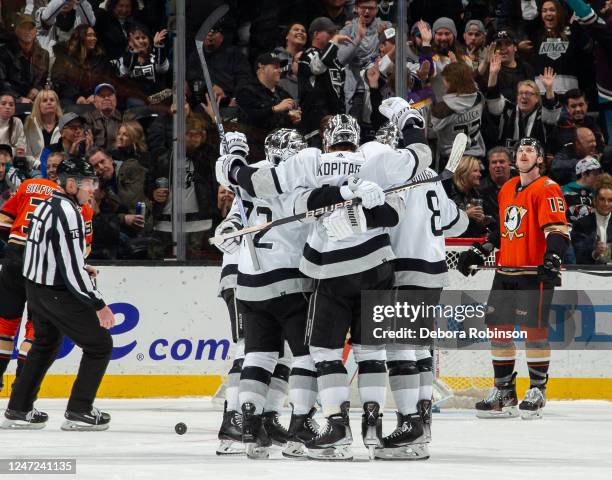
[379,97,425,130]
[216,154,247,188]
[339,177,386,209]
[456,242,492,277]
[214,217,242,254]
[537,252,562,283]
[322,204,367,241]
[221,131,249,157]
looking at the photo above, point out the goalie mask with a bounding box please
[375,121,403,148]
[323,114,360,151]
[264,128,307,165]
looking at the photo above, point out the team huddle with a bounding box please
[212,95,569,461]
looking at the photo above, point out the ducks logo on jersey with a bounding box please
[502,205,528,240]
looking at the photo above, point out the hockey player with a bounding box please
[216,99,432,460]
[0,151,93,393]
[457,137,570,420]
[374,125,469,460]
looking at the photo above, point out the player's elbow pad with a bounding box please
[443,209,469,238]
[364,193,404,228]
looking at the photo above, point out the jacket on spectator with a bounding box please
[431,92,486,158]
[550,145,586,186]
[24,116,60,169]
[83,109,123,150]
[0,117,26,153]
[273,46,299,100]
[476,59,535,104]
[338,16,390,111]
[571,212,612,264]
[298,42,345,135]
[485,83,561,152]
[35,0,96,55]
[93,7,139,60]
[186,44,251,104]
[112,45,169,96]
[562,181,593,224]
[0,38,49,99]
[235,80,295,136]
[51,42,112,104]
[445,180,489,238]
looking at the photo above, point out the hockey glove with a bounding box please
[214,217,242,254]
[537,253,562,283]
[216,154,247,188]
[379,97,425,130]
[456,243,491,277]
[322,204,367,241]
[340,177,386,209]
[221,131,249,157]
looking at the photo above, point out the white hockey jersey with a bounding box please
[218,248,239,296]
[390,169,468,288]
[236,161,314,302]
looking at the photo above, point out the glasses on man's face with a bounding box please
[518,91,536,98]
[358,5,377,11]
[66,124,84,131]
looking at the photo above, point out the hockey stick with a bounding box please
[209,133,468,246]
[195,5,260,270]
[470,265,612,276]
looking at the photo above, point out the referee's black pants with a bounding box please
[8,282,113,413]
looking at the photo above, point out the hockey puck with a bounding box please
[175,422,187,435]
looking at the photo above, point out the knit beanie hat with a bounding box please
[432,17,457,38]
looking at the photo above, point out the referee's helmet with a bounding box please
[57,158,99,189]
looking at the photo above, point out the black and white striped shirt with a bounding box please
[23,192,105,310]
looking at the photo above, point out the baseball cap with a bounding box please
[58,112,85,131]
[94,83,115,96]
[575,156,602,176]
[309,17,338,35]
[14,13,35,29]
[379,27,396,44]
[0,144,13,157]
[255,52,281,67]
[465,19,485,34]
[495,30,516,44]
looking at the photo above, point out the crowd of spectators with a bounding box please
[0,0,611,265]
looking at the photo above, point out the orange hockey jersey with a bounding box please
[497,176,569,268]
[0,178,93,253]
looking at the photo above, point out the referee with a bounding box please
[1,159,115,431]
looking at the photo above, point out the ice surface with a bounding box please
[1,398,611,480]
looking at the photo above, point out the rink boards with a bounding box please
[1,265,612,400]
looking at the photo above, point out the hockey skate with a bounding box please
[361,402,383,459]
[519,386,546,420]
[216,401,245,455]
[241,402,272,460]
[1,408,48,430]
[307,401,353,461]
[475,373,519,419]
[61,407,110,431]
[282,405,319,458]
[374,412,428,461]
[262,411,290,446]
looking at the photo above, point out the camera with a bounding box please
[12,156,32,180]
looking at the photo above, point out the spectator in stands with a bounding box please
[147,113,217,259]
[478,146,514,224]
[40,112,93,174]
[486,58,561,153]
[44,149,64,182]
[0,144,19,207]
[298,17,348,138]
[94,0,144,59]
[236,52,301,141]
[551,127,601,186]
[557,89,606,150]
[409,0,464,29]
[405,21,434,96]
[273,22,307,101]
[111,119,149,167]
[0,13,49,103]
[35,0,96,54]
[430,17,468,100]
[571,174,612,264]
[83,82,122,150]
[476,30,535,104]
[562,156,602,225]
[0,93,26,156]
[431,62,486,166]
[186,24,251,113]
[51,24,112,105]
[337,0,390,119]
[495,0,540,38]
[24,88,62,170]
[463,19,487,71]
[112,23,169,104]
[524,0,587,95]
[297,0,354,30]
[446,155,489,237]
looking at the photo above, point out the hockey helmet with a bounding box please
[517,137,543,157]
[375,121,403,149]
[264,128,307,165]
[57,158,99,189]
[323,114,360,150]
